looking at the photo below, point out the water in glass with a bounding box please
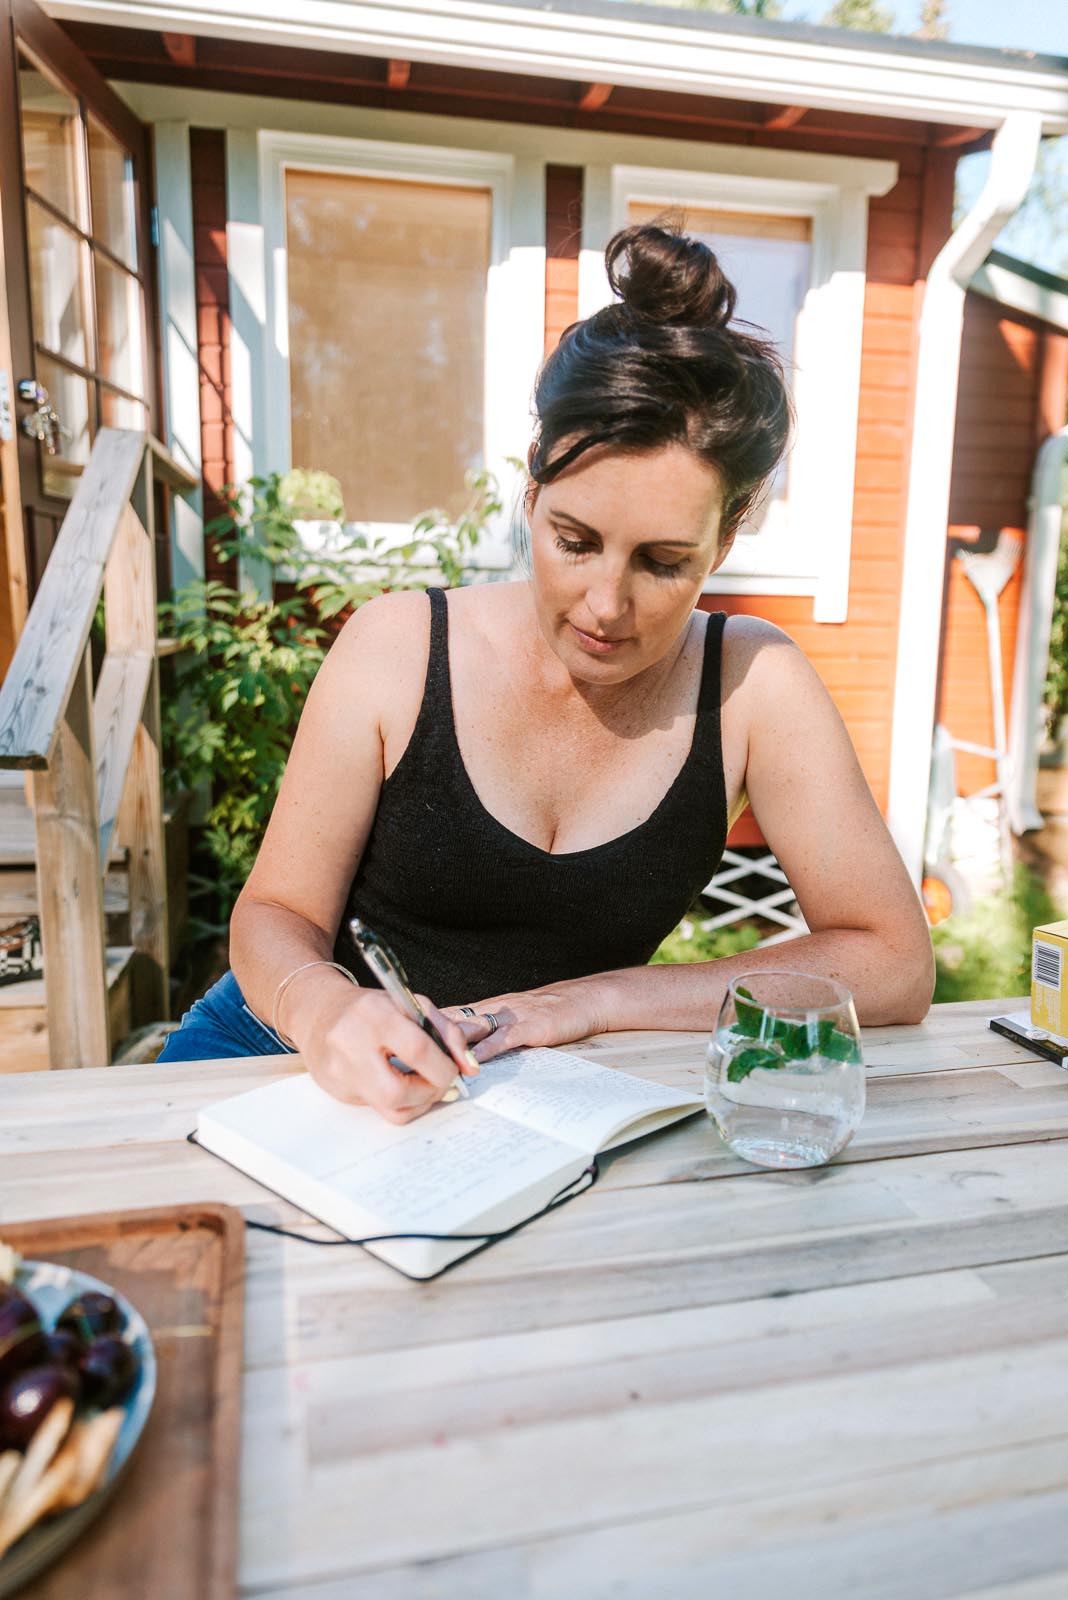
[705,972,865,1169]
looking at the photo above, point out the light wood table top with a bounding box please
[2,996,1067,1599]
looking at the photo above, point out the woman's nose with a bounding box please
[585,568,630,627]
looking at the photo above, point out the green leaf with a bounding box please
[727,1046,784,1083]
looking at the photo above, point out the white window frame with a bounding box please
[252,130,544,569]
[581,156,891,621]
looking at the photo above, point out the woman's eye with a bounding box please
[554,534,591,559]
[644,554,688,578]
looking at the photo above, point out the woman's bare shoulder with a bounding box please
[720,613,804,698]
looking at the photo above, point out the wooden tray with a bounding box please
[0,1204,244,1600]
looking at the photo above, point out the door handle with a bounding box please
[17,379,65,456]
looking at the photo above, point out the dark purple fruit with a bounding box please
[40,1328,85,1379]
[0,1363,77,1451]
[78,1336,138,1408]
[56,1291,124,1347]
[0,1287,45,1387]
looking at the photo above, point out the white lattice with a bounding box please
[701,849,807,947]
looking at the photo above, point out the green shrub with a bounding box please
[652,913,762,965]
[932,866,1061,1003]
[160,467,500,925]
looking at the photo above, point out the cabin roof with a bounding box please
[44,0,1068,133]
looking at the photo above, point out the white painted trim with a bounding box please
[1007,429,1068,835]
[153,121,204,589]
[226,128,272,595]
[583,154,892,618]
[886,111,1042,884]
[970,259,1068,334]
[43,0,1068,132]
[255,130,543,564]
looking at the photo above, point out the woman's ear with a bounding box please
[708,526,736,575]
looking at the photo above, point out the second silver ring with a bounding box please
[481,1012,500,1036]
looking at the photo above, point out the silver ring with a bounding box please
[481,1012,500,1036]
[459,1005,477,1018]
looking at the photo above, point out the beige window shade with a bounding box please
[285,170,492,524]
[628,201,811,243]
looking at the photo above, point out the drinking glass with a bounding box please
[705,971,865,1169]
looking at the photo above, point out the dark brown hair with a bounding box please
[530,218,793,538]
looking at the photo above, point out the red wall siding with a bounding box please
[939,299,1068,795]
[189,127,234,588]
[544,165,582,356]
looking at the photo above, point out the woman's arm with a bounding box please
[447,619,934,1057]
[230,592,474,1117]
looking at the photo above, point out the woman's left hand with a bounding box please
[441,983,606,1063]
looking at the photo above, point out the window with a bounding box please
[256,132,541,572]
[628,199,812,538]
[17,52,148,500]
[284,170,491,525]
[581,160,892,621]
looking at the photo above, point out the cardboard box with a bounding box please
[1030,920,1068,1038]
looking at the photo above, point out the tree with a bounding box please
[821,0,894,30]
[915,0,951,41]
[676,0,784,14]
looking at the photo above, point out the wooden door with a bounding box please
[0,0,156,635]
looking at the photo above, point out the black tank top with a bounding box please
[334,588,729,1005]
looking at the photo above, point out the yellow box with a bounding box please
[1031,920,1068,1037]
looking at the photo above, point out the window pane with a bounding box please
[285,170,491,523]
[88,118,138,269]
[18,50,83,227]
[35,356,92,501]
[94,254,144,397]
[100,389,147,430]
[627,200,811,365]
[26,197,89,368]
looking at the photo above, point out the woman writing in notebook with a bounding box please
[160,220,934,1115]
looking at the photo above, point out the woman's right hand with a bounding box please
[293,979,478,1123]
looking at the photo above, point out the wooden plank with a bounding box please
[109,475,169,1022]
[93,650,152,864]
[0,429,145,768]
[148,443,197,508]
[29,647,109,1067]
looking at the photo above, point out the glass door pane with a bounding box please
[34,355,92,500]
[17,50,84,228]
[26,196,90,367]
[94,255,144,396]
[88,116,137,270]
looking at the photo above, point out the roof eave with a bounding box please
[42,0,1068,134]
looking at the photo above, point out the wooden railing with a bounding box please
[0,429,197,1067]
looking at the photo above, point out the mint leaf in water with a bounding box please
[727,1046,784,1082]
[822,1027,863,1064]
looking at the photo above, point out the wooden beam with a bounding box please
[161,33,196,69]
[94,649,153,867]
[932,125,987,148]
[109,470,169,1025]
[387,58,410,90]
[31,648,109,1068]
[763,105,807,131]
[0,428,145,770]
[579,82,613,113]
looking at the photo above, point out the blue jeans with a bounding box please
[157,970,297,1062]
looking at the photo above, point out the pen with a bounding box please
[348,917,471,1099]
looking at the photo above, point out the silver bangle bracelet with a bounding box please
[271,960,359,1049]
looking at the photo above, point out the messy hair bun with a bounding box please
[607,216,735,329]
[530,218,791,538]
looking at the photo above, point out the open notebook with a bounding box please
[196,1046,704,1278]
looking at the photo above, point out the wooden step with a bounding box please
[0,946,133,1072]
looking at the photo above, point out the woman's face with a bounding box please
[527,442,730,684]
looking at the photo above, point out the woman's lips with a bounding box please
[568,621,629,654]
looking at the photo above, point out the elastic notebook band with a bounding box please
[186,1129,598,1248]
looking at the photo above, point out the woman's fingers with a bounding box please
[418,997,480,1078]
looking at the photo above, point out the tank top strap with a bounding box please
[682,609,728,795]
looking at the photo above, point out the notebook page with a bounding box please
[198,1073,585,1235]
[469,1047,703,1153]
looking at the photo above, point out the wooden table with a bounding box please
[2,997,1067,1598]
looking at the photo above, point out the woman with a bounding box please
[160,221,934,1111]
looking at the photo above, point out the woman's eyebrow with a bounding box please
[549,511,700,549]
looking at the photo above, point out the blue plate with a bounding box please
[0,1261,156,1597]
